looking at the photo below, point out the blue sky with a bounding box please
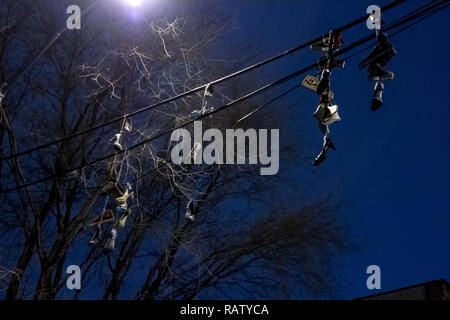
[3,0,447,300]
[227,0,450,299]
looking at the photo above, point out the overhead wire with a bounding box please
[2,0,447,194]
[0,0,407,163]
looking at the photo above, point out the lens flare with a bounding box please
[125,0,143,7]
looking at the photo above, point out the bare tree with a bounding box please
[0,0,348,300]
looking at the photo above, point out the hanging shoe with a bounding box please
[368,63,394,81]
[185,200,196,221]
[316,69,331,95]
[360,43,396,70]
[204,83,214,97]
[313,149,327,166]
[111,133,123,151]
[310,31,343,52]
[318,57,345,70]
[113,141,123,151]
[371,82,384,111]
[124,118,133,132]
[104,228,118,251]
[116,203,128,214]
[89,225,102,246]
[313,103,326,121]
[330,31,344,50]
[310,35,331,52]
[322,105,341,126]
[116,189,134,204]
[117,210,131,229]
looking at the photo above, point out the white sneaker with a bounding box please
[113,141,123,151]
[104,228,118,251]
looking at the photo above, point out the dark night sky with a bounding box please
[217,0,450,298]
[3,0,448,299]
[75,0,450,299]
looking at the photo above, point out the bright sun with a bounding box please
[125,0,143,7]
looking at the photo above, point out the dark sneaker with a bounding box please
[313,150,327,166]
[89,226,102,246]
[318,57,345,70]
[359,43,396,70]
[113,141,123,151]
[371,82,384,111]
[371,98,383,111]
[368,64,394,81]
[310,36,331,52]
[104,228,118,251]
[310,31,343,52]
[316,69,331,95]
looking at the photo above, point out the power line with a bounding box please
[1,61,317,193]
[2,0,446,194]
[131,1,450,185]
[343,0,449,61]
[234,84,302,125]
[0,0,407,163]
[388,2,448,37]
[114,83,304,186]
[229,0,450,131]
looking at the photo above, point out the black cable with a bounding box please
[6,0,445,194]
[234,84,302,125]
[239,1,450,135]
[384,0,447,32]
[120,1,450,187]
[389,3,448,37]
[394,0,440,21]
[343,1,448,61]
[128,83,304,185]
[0,60,317,193]
[0,0,407,163]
